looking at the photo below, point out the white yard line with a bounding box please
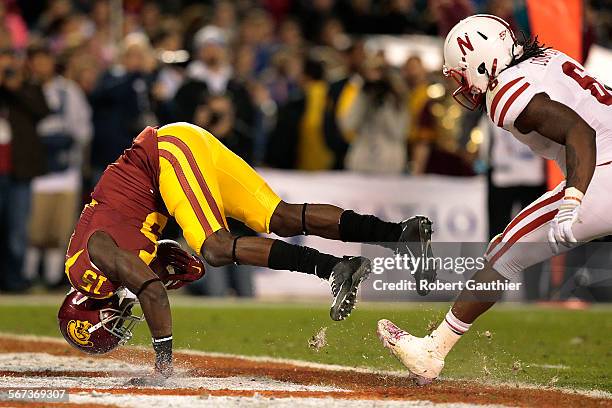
[0,352,346,392]
[0,375,345,392]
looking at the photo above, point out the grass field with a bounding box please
[0,297,610,393]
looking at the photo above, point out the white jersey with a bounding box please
[485,49,612,170]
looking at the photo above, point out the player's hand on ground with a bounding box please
[155,240,206,289]
[155,358,174,378]
[126,360,173,387]
[126,371,168,387]
[548,187,583,253]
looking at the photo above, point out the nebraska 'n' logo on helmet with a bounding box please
[457,34,474,56]
[67,319,94,347]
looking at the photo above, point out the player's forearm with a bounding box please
[139,282,174,377]
[138,281,172,338]
[564,124,596,194]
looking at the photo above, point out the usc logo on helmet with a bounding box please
[67,319,94,347]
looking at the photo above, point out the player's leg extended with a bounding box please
[377,182,570,384]
[269,202,436,295]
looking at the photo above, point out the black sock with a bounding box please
[268,240,340,280]
[339,210,401,243]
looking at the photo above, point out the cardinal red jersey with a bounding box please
[65,127,169,299]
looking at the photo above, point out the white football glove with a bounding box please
[548,187,583,253]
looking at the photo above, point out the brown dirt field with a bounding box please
[0,336,610,408]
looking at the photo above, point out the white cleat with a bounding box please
[376,319,444,385]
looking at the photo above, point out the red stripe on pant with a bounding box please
[158,135,225,228]
[159,149,213,236]
[485,235,502,257]
[488,209,558,267]
[498,190,564,243]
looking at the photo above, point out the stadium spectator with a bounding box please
[429,0,475,36]
[297,0,337,43]
[207,1,238,46]
[238,9,275,76]
[0,1,28,50]
[377,0,426,34]
[402,55,434,175]
[276,18,304,50]
[185,25,232,95]
[88,32,158,182]
[324,38,366,169]
[266,57,334,170]
[175,24,255,133]
[263,49,303,106]
[0,48,49,292]
[403,65,474,176]
[340,53,408,173]
[24,44,92,288]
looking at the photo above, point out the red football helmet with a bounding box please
[58,288,143,354]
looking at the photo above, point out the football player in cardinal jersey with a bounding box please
[378,14,612,384]
[59,122,436,385]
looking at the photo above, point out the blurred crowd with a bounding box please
[0,0,610,295]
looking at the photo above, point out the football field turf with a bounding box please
[0,296,609,393]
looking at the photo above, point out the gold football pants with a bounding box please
[156,122,281,254]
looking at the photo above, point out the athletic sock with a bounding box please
[267,240,340,280]
[429,309,472,358]
[339,210,402,243]
[152,335,173,375]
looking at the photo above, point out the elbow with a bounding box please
[567,122,596,150]
[578,120,595,138]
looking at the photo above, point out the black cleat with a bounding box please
[396,216,436,296]
[329,256,371,321]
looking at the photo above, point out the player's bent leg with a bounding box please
[377,262,503,385]
[157,124,229,254]
[377,184,571,384]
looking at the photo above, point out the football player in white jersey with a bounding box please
[377,14,612,385]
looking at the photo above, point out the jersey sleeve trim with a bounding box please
[489,76,525,122]
[497,82,531,127]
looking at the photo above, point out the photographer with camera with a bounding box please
[0,48,49,293]
[23,45,92,288]
[339,52,408,174]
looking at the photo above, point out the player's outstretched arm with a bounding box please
[88,231,173,381]
[516,92,596,250]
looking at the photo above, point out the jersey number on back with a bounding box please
[562,61,612,106]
